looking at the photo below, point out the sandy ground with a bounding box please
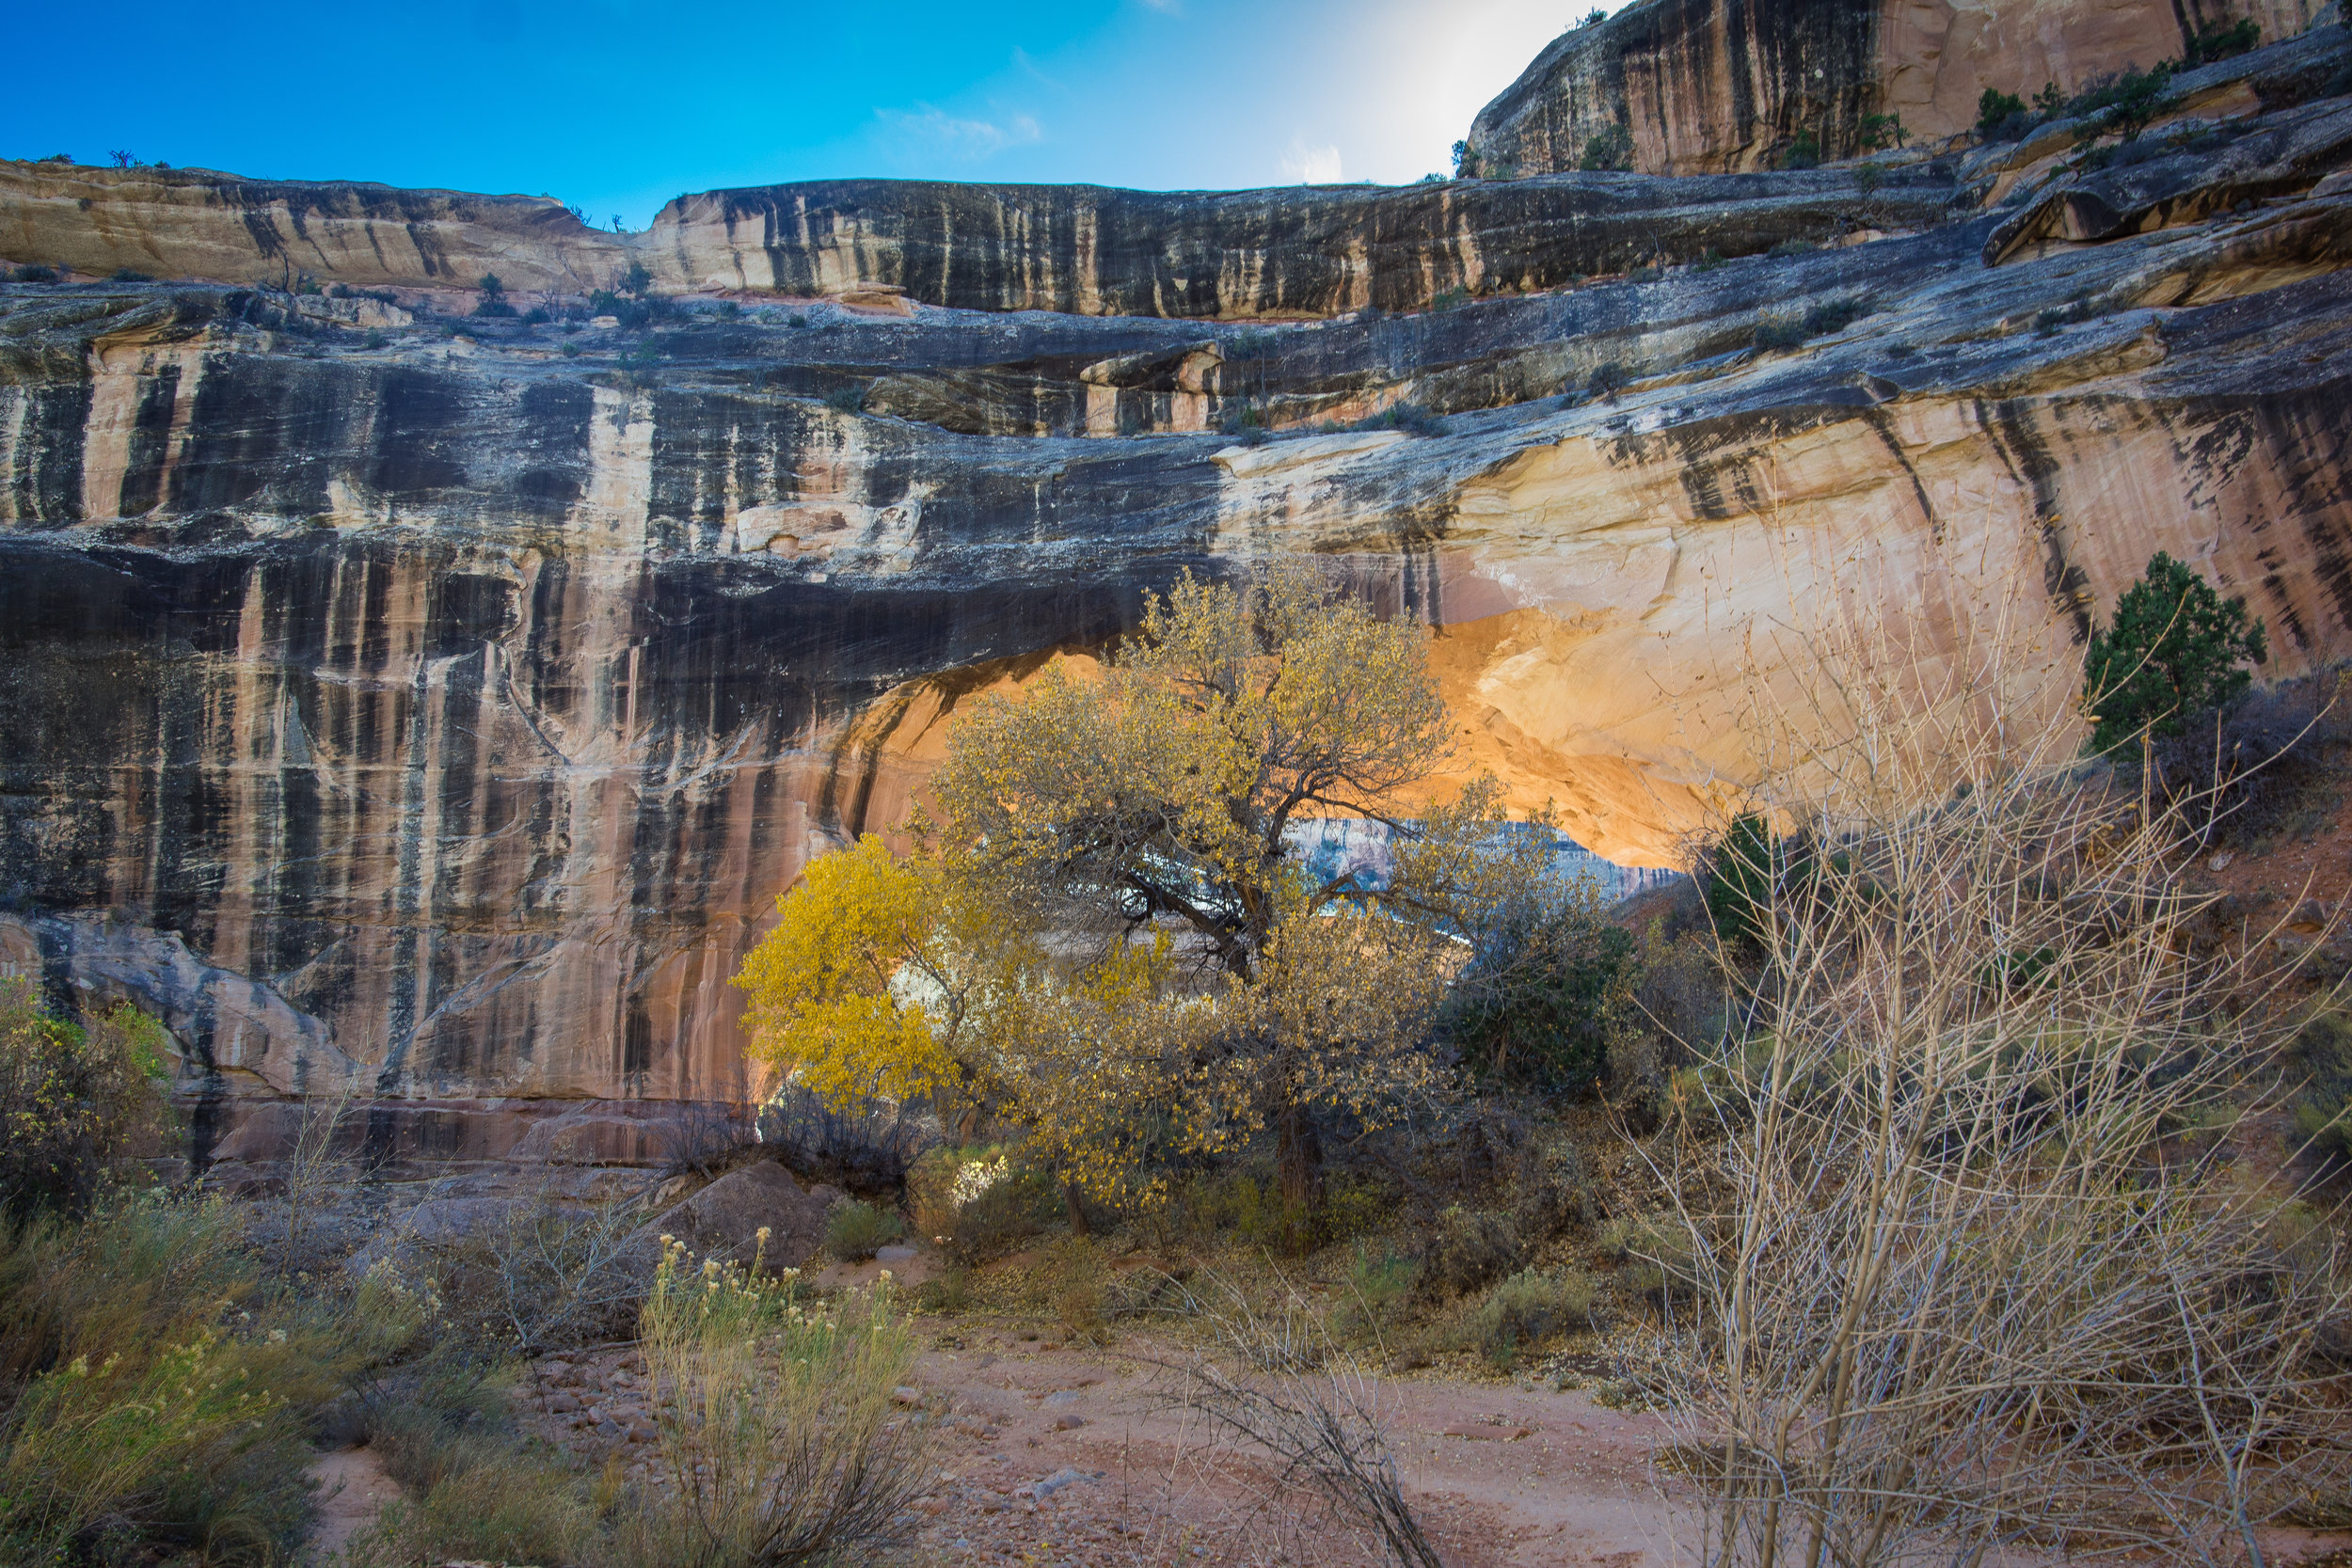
[306,1269,2352,1568]
[512,1322,1682,1567]
[305,1445,404,1556]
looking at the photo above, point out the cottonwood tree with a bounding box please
[733,835,1023,1139]
[930,566,1514,1213]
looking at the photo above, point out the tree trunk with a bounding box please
[1276,1101,1323,1252]
[1062,1176,1089,1237]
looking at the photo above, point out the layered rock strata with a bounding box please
[0,28,2347,1167]
[2,157,1959,318]
[1468,0,2341,175]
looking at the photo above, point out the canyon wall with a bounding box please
[1468,0,2340,175]
[0,18,2347,1168]
[1,157,1958,317]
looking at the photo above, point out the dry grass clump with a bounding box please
[621,1239,934,1567]
[1647,607,2352,1567]
[822,1197,906,1262]
[1470,1267,1597,1370]
[0,1197,339,1565]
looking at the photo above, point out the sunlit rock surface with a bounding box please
[1468,0,2341,175]
[0,22,2348,1163]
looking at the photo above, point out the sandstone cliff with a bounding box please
[1467,0,2339,175]
[0,19,2347,1171]
[2,157,1956,318]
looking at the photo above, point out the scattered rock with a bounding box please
[633,1162,839,1270]
[1442,1422,1534,1442]
[1029,1467,1101,1501]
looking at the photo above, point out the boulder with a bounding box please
[637,1162,840,1271]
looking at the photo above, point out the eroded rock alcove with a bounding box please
[1,7,2348,1176]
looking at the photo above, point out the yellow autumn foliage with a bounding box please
[730,573,1558,1213]
[732,835,971,1107]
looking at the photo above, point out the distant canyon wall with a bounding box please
[1468,0,2338,176]
[1,157,1955,317]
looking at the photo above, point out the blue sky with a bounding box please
[4,1,1601,228]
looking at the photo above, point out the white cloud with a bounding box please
[1279,134,1343,184]
[874,104,1044,163]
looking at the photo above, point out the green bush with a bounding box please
[0,979,171,1220]
[471,272,516,318]
[1702,813,1783,944]
[1977,87,2027,137]
[1419,1206,1525,1299]
[1858,112,1908,150]
[2084,551,2265,752]
[824,1197,906,1262]
[822,384,867,416]
[2292,1011,2352,1157]
[2184,18,2259,67]
[2069,63,2176,137]
[1803,294,1871,336]
[0,1198,342,1566]
[1779,127,1821,169]
[1177,1169,1313,1255]
[1333,1241,1419,1342]
[1473,1267,1597,1369]
[1451,886,1636,1093]
[1852,163,1885,198]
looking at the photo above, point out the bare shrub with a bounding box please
[621,1241,933,1567]
[1651,599,2352,1566]
[263,1084,361,1271]
[420,1182,656,1353]
[659,1098,760,1180]
[1158,1277,1445,1568]
[756,1083,937,1196]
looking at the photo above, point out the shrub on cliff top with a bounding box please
[1579,123,1634,172]
[1977,87,2028,138]
[2183,18,2260,69]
